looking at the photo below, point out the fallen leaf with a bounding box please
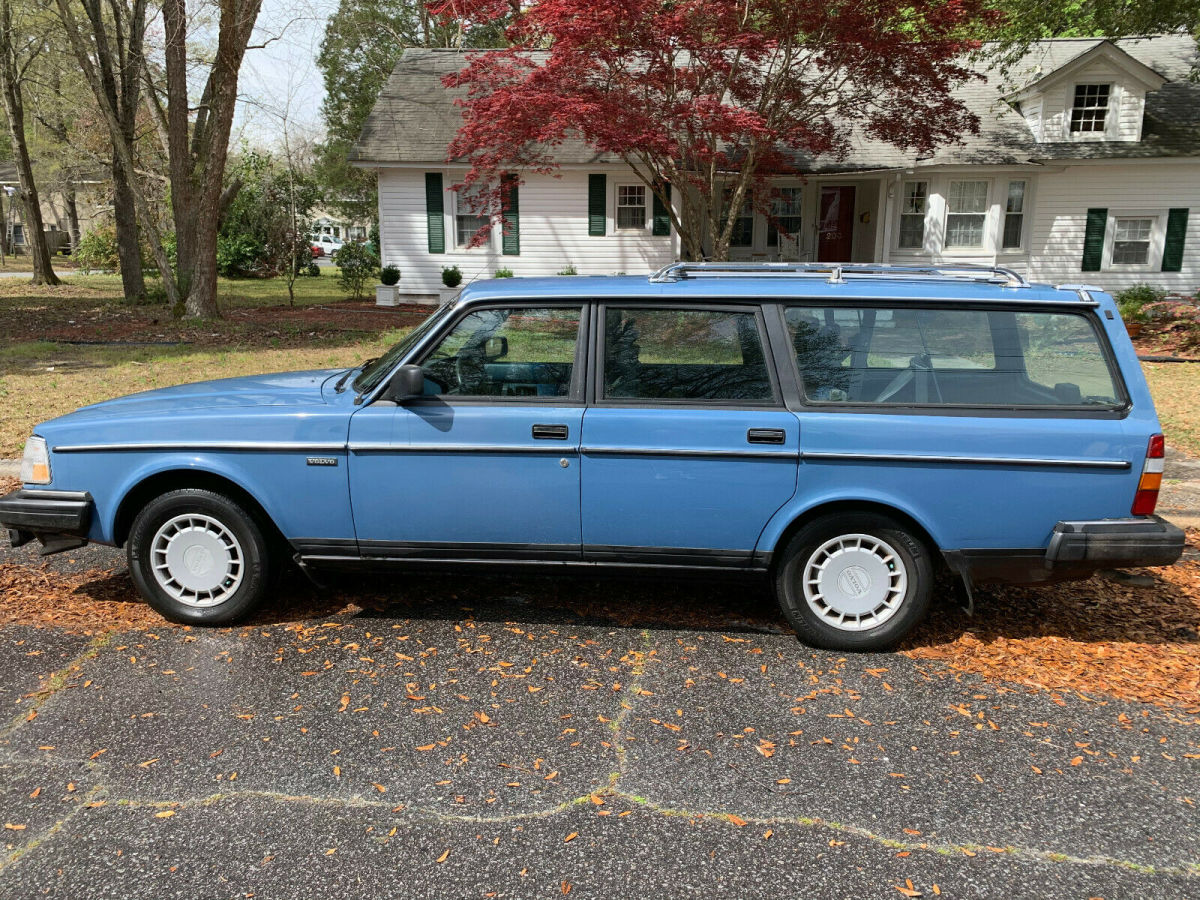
[564,832,578,843]
[155,810,175,819]
[728,815,747,827]
[436,849,450,863]
[4,824,27,831]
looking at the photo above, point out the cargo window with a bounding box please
[786,305,1121,408]
[602,308,773,402]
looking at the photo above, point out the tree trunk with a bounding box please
[65,181,81,250]
[112,150,145,300]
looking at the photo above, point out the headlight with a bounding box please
[20,436,51,484]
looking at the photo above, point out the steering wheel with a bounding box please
[454,347,487,394]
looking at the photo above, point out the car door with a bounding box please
[347,303,587,560]
[579,304,799,568]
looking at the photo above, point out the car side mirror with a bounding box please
[387,364,426,401]
[484,336,508,360]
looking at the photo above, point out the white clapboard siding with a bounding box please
[378,168,676,296]
[1026,162,1199,291]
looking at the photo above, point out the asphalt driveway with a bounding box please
[1,540,1198,899]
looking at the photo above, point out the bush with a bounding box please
[441,265,462,288]
[1115,284,1164,324]
[306,262,320,277]
[557,264,578,276]
[216,234,262,277]
[75,225,120,274]
[335,241,379,300]
[493,268,514,278]
[380,265,401,286]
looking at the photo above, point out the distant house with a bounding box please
[350,34,1199,298]
[1,162,108,256]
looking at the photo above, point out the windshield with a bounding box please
[352,304,454,394]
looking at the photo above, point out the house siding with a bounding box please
[378,168,676,296]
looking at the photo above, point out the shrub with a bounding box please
[441,265,462,288]
[306,262,321,277]
[216,234,262,277]
[74,225,120,274]
[335,241,379,300]
[380,265,401,286]
[493,267,514,278]
[557,264,578,276]
[1115,284,1164,324]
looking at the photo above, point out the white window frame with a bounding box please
[1066,82,1115,141]
[944,179,991,251]
[1102,209,1165,271]
[615,183,647,231]
[895,180,929,251]
[453,182,495,250]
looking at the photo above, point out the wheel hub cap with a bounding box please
[151,514,244,607]
[802,533,907,631]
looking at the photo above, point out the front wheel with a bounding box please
[127,489,273,625]
[774,513,932,651]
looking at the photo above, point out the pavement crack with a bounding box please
[0,785,103,874]
[0,633,112,740]
[608,628,653,783]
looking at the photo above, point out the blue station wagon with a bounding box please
[0,263,1185,650]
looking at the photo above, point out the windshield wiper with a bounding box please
[334,357,378,393]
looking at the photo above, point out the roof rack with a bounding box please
[648,261,1030,288]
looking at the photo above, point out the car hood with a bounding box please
[50,369,346,423]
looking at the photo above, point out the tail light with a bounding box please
[1131,433,1164,516]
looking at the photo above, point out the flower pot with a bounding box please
[1125,322,1143,338]
[375,284,400,307]
[438,286,462,306]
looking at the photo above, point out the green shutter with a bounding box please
[588,174,606,236]
[652,181,671,236]
[425,173,445,254]
[1081,208,1106,272]
[1162,207,1189,273]
[501,174,520,256]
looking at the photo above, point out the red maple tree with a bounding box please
[432,0,996,260]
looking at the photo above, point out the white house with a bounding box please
[350,35,1199,299]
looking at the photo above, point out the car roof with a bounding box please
[453,271,1099,307]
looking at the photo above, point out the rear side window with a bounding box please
[603,308,774,402]
[786,305,1122,408]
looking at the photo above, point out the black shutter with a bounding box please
[1162,208,1188,273]
[425,173,445,254]
[652,180,671,236]
[501,174,520,256]
[1081,208,1106,272]
[588,174,606,236]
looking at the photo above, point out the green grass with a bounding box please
[1142,362,1200,457]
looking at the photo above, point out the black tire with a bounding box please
[774,513,932,652]
[127,488,273,625]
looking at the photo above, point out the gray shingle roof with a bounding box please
[350,34,1199,171]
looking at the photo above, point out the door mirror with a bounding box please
[387,364,426,401]
[484,336,508,360]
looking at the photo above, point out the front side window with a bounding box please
[1111,217,1153,265]
[1070,84,1110,134]
[945,180,988,248]
[1002,181,1026,249]
[786,305,1121,408]
[455,183,492,247]
[617,185,646,229]
[767,187,803,247]
[898,182,927,249]
[603,308,773,402]
[420,307,581,398]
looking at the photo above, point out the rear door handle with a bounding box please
[532,424,569,440]
[747,428,786,445]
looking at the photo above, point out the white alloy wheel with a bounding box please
[801,532,908,632]
[150,513,245,607]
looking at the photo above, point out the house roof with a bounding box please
[350,33,1200,173]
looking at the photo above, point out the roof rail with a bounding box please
[648,261,1030,288]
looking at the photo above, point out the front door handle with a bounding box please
[532,424,569,440]
[747,428,786,445]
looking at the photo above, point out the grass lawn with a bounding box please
[1142,363,1200,457]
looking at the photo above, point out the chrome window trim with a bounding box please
[800,451,1130,470]
[53,442,348,454]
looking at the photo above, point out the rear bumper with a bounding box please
[0,489,92,550]
[1046,516,1185,569]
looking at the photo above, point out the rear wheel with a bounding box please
[128,489,272,625]
[775,513,932,651]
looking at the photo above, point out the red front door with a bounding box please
[818,186,855,262]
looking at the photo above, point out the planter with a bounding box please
[1126,321,1143,338]
[438,286,462,306]
[375,284,400,307]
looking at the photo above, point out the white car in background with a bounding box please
[312,234,344,256]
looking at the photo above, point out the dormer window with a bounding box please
[1069,84,1110,133]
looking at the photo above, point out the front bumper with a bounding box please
[0,489,92,552]
[1046,516,1185,570]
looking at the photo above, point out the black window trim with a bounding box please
[592,301,786,409]
[404,299,591,407]
[779,298,1132,418]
